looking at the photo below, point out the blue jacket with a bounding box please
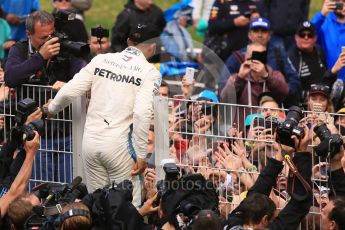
[311,12,345,80]
[0,0,40,41]
[218,42,301,105]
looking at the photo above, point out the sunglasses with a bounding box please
[310,84,330,95]
[298,32,315,39]
[53,0,70,2]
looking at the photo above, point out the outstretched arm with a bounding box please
[0,132,40,218]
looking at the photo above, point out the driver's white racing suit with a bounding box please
[48,46,161,206]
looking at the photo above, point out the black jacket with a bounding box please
[329,168,345,197]
[288,44,337,92]
[111,1,166,53]
[227,153,313,230]
[204,0,258,61]
[258,0,310,36]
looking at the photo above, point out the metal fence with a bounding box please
[154,96,344,228]
[0,83,86,187]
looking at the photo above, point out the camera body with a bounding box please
[14,98,38,125]
[277,106,304,148]
[10,98,45,146]
[25,177,87,229]
[314,124,343,158]
[52,31,90,58]
[153,161,180,208]
[51,10,90,58]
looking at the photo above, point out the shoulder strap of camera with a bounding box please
[284,154,312,195]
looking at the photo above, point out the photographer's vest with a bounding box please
[16,40,73,85]
[12,40,73,138]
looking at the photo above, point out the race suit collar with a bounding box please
[124,46,146,60]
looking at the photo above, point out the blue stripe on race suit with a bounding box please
[127,124,137,162]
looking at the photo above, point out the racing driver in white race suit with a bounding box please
[46,24,162,207]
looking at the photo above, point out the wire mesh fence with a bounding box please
[0,83,86,187]
[154,96,344,227]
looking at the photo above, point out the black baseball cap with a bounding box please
[128,24,160,44]
[296,21,316,36]
[309,84,330,98]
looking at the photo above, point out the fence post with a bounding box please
[154,96,170,181]
[72,96,86,180]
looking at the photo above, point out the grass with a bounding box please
[41,0,179,32]
[41,0,323,42]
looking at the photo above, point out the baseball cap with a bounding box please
[245,114,264,127]
[249,17,271,31]
[196,90,219,103]
[296,21,316,36]
[337,107,345,114]
[309,84,330,98]
[128,24,160,44]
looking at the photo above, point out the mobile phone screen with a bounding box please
[251,51,267,65]
[185,67,195,85]
[253,117,265,128]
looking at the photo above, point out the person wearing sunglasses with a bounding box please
[311,0,345,81]
[288,21,341,104]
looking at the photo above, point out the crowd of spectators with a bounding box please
[0,0,345,229]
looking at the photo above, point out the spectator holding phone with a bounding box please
[306,83,334,113]
[311,0,345,80]
[219,17,301,108]
[221,42,288,130]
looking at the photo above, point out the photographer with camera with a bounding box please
[0,130,39,222]
[226,107,313,230]
[4,10,86,90]
[0,106,42,197]
[4,10,87,184]
[308,121,345,230]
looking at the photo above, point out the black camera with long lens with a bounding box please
[277,106,304,148]
[163,162,180,181]
[10,98,45,146]
[153,162,180,207]
[52,31,90,58]
[25,177,88,229]
[314,124,343,158]
[52,10,90,58]
[14,98,38,125]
